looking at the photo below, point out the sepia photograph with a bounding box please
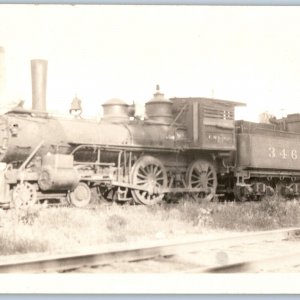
[0,3,300,294]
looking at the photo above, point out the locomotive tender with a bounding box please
[0,59,299,208]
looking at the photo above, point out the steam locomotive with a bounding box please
[0,59,300,208]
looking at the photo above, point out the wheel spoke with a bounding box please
[155,169,163,177]
[192,182,202,188]
[137,173,148,179]
[153,165,158,175]
[140,167,149,176]
[191,179,202,185]
[136,179,148,185]
[192,173,200,179]
[150,165,155,173]
[145,165,152,174]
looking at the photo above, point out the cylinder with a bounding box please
[38,154,80,191]
[31,59,47,111]
[38,166,80,191]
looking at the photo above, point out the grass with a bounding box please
[209,198,300,230]
[0,197,299,256]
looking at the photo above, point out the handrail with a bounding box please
[18,140,44,171]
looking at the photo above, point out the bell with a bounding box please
[69,96,82,117]
[128,101,136,117]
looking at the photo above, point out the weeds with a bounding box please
[15,205,40,225]
[0,197,299,256]
[208,198,300,230]
[0,231,49,255]
[106,214,127,231]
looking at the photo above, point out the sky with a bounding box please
[0,5,300,120]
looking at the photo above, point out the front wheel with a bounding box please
[12,182,37,209]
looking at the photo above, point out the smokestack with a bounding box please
[0,47,6,101]
[31,59,47,111]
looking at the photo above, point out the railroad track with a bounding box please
[0,227,300,273]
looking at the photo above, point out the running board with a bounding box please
[111,181,211,194]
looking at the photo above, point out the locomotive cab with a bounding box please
[170,96,245,151]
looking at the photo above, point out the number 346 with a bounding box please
[268,147,297,160]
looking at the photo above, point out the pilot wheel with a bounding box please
[68,182,91,208]
[12,182,37,209]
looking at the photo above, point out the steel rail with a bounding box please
[0,227,299,273]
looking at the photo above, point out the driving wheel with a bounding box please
[186,159,217,202]
[131,155,167,205]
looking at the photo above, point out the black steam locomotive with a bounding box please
[0,60,300,208]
